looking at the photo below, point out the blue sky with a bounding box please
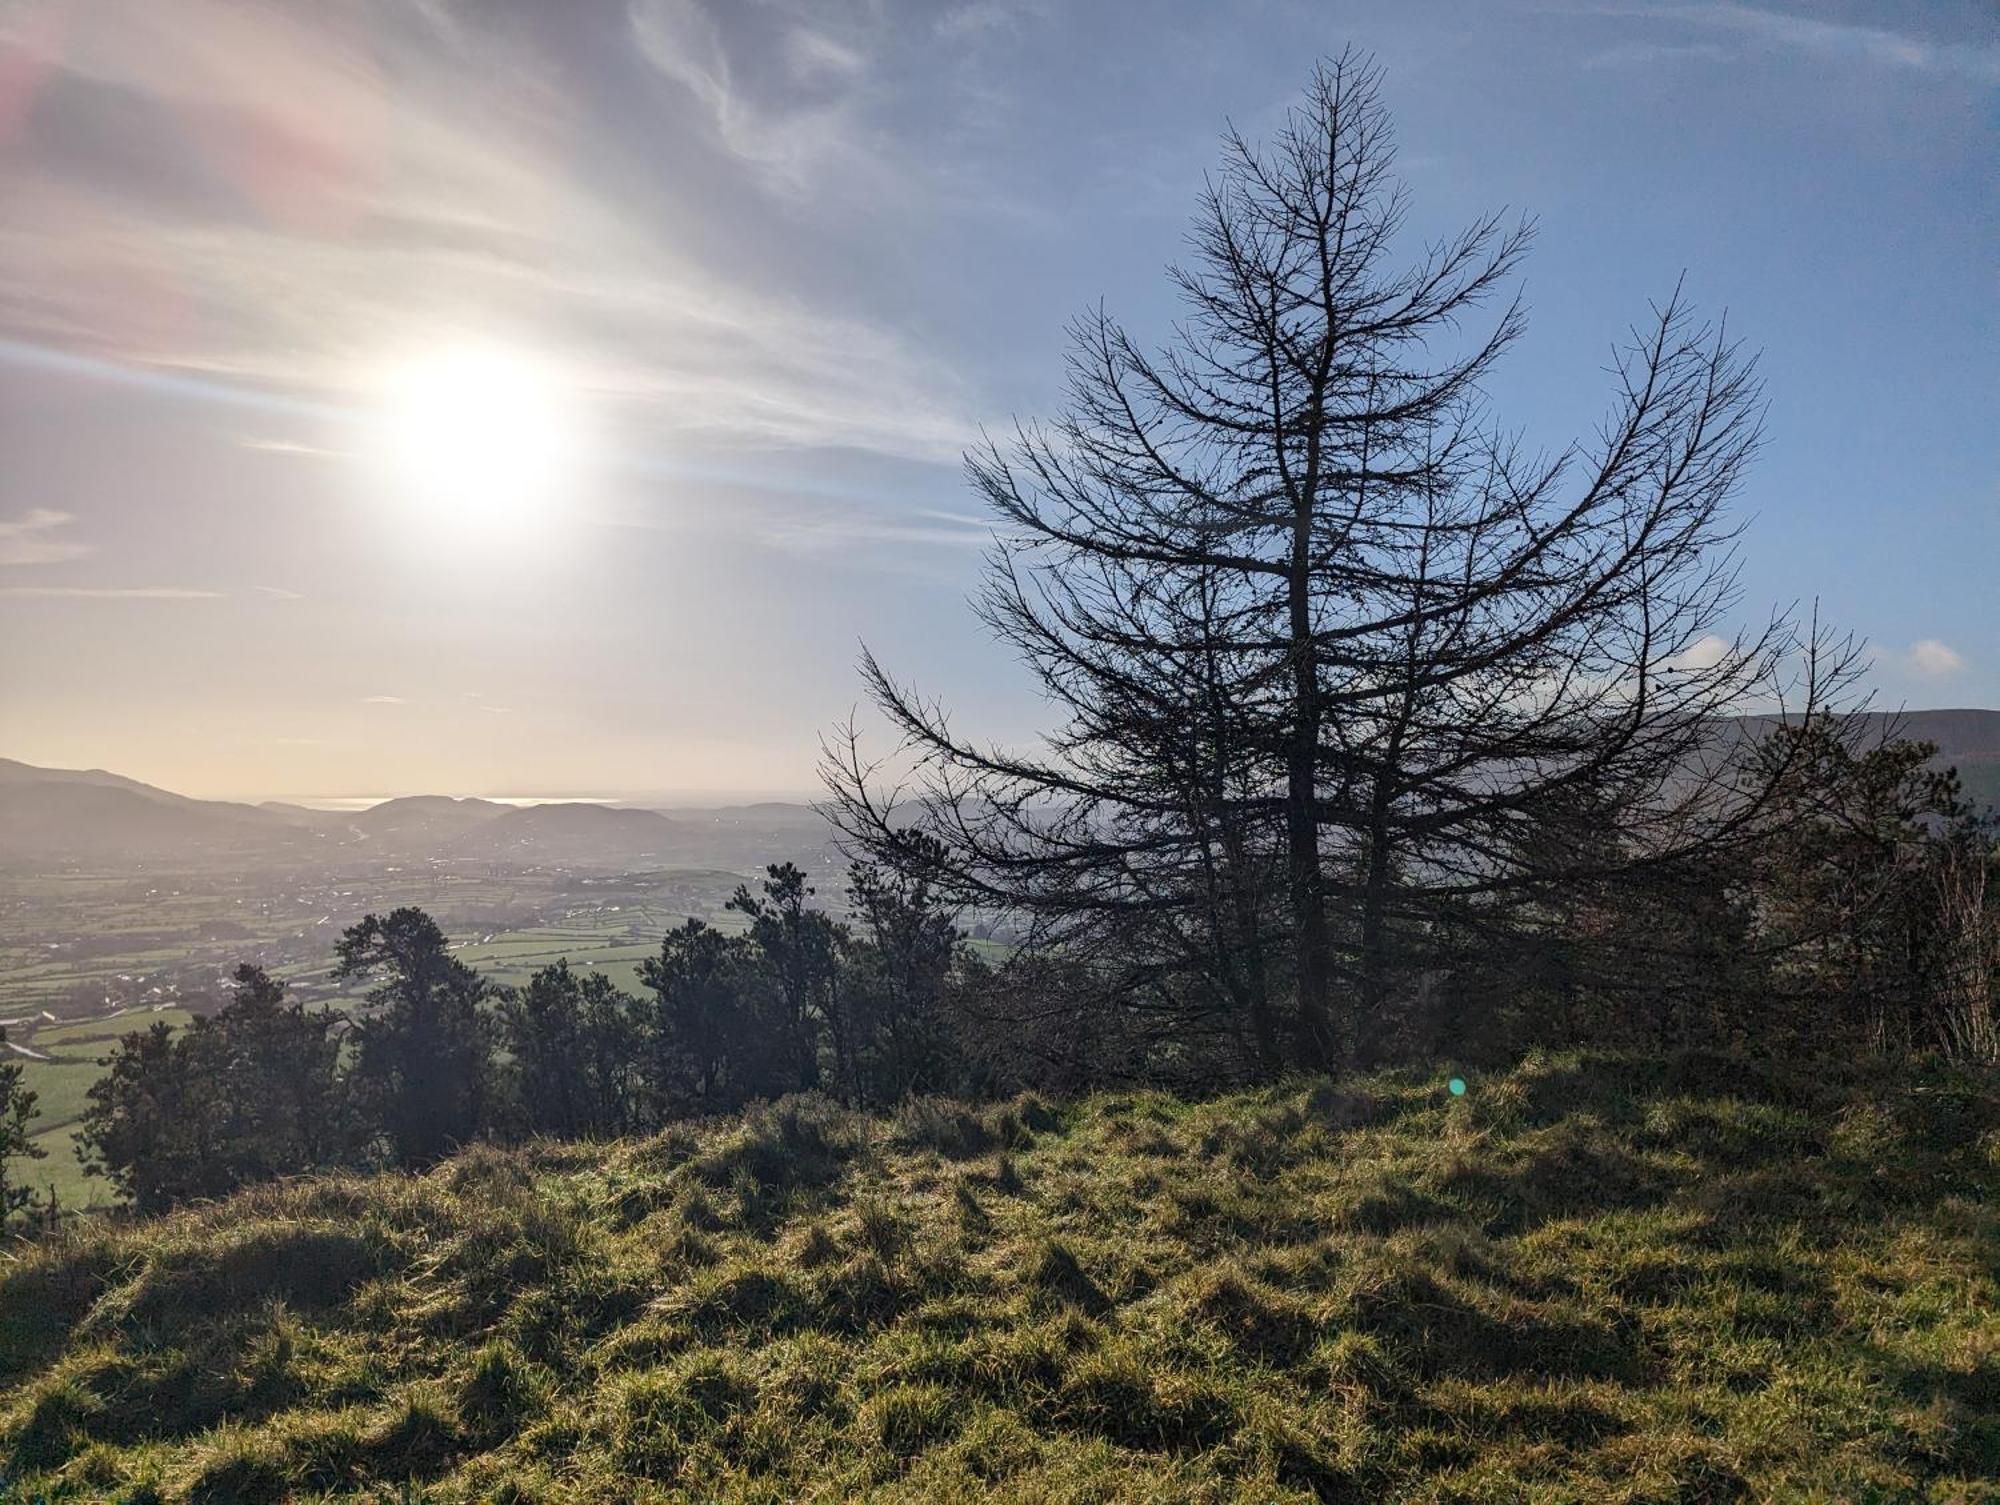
[0,0,1992,800]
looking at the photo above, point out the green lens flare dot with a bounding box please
[1448,1077,1467,1097]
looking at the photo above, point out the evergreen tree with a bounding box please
[500,961,644,1138]
[1755,724,1999,1059]
[845,851,965,1101]
[0,1028,46,1228]
[76,1020,232,1213]
[638,919,780,1113]
[75,965,351,1212]
[336,908,497,1167]
[214,963,351,1178]
[728,864,845,1094]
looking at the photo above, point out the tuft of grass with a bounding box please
[863,1381,961,1457]
[0,1050,1994,1500]
[1024,1237,1108,1313]
[894,1097,996,1159]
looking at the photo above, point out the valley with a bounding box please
[0,759,846,1209]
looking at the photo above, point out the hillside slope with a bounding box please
[1,1053,1995,1502]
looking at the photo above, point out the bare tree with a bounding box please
[824,51,1852,1074]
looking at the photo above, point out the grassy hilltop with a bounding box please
[1,1052,1995,1503]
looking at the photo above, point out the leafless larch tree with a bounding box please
[823,50,1857,1078]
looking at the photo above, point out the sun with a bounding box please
[375,343,579,532]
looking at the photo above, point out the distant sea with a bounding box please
[285,795,619,811]
[280,791,819,811]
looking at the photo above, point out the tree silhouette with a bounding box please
[336,908,496,1167]
[825,50,1853,1074]
[0,1029,44,1227]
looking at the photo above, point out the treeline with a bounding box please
[1448,721,1999,1065]
[0,717,1984,1227]
[34,860,988,1215]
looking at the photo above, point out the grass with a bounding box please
[0,1049,1995,1501]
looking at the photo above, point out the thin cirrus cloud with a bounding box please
[0,0,979,471]
[0,585,222,600]
[622,0,1053,227]
[0,508,91,565]
[627,0,878,196]
[1580,3,2000,82]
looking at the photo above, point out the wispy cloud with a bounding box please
[627,0,883,195]
[1906,639,1967,678]
[1583,40,1733,69]
[0,0,978,467]
[763,513,992,554]
[932,1,1046,42]
[0,508,90,565]
[252,584,303,600]
[361,694,407,705]
[0,585,222,600]
[1579,4,2000,83]
[238,438,340,459]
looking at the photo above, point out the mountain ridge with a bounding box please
[3,708,1992,868]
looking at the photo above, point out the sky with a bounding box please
[0,0,1993,803]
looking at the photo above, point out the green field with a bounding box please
[2,871,752,1212]
[0,866,589,1023]
[1,1050,1993,1500]
[6,1009,201,1212]
[451,903,750,997]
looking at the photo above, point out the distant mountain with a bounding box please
[448,802,683,866]
[0,776,286,862]
[6,712,1984,872]
[0,757,251,811]
[1733,709,2000,816]
[0,760,709,870]
[655,801,841,870]
[350,795,509,844]
[256,801,337,828]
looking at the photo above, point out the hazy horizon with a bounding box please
[13,705,2000,811]
[261,788,827,811]
[2,0,1994,800]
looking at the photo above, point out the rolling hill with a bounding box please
[448,802,685,866]
[0,761,294,863]
[1728,708,2000,817]
[2,710,1992,872]
[349,795,511,845]
[0,762,728,871]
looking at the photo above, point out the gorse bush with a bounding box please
[1,1053,1994,1500]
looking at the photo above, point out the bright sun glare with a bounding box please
[377,344,578,532]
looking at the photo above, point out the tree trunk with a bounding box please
[1287,514,1337,1072]
[1359,814,1392,1044]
